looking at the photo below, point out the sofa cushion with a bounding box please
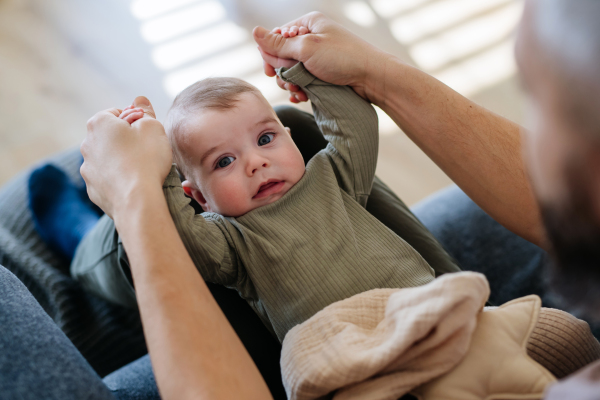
[0,148,147,377]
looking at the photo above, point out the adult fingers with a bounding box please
[106,108,123,117]
[86,108,123,133]
[253,25,304,62]
[257,46,297,69]
[132,96,156,119]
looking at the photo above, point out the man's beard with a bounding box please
[541,161,600,321]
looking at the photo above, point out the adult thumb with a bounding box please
[132,96,156,119]
[253,26,300,61]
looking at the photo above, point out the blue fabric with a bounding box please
[103,355,160,400]
[0,264,115,400]
[28,164,102,260]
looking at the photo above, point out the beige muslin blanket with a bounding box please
[281,271,489,400]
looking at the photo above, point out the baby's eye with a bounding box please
[258,133,275,146]
[216,156,235,169]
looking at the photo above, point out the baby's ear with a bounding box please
[285,127,291,136]
[182,180,210,212]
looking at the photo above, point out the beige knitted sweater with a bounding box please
[163,63,435,341]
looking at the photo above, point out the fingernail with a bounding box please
[253,26,266,39]
[134,96,150,107]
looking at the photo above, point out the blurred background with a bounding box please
[0,0,525,205]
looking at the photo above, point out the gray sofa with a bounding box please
[0,148,147,377]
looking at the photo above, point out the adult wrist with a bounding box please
[362,52,402,107]
[362,50,394,107]
[112,179,165,228]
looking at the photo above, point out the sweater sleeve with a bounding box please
[162,165,239,286]
[277,63,379,207]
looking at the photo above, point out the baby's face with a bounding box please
[180,92,305,217]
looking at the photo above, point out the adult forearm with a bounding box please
[366,55,545,247]
[113,186,272,400]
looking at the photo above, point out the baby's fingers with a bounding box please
[118,105,134,118]
[119,107,144,120]
[123,111,144,125]
[291,89,308,102]
[276,76,287,90]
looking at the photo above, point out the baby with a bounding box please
[71,29,451,341]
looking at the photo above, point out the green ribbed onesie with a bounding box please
[72,63,437,341]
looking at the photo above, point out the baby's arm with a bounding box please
[162,166,241,287]
[118,106,240,286]
[276,57,379,206]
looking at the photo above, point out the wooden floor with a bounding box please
[0,0,525,205]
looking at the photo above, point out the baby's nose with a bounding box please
[251,163,268,174]
[247,157,270,175]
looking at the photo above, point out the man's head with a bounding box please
[165,78,305,217]
[516,0,600,316]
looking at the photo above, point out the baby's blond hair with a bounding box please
[164,77,261,181]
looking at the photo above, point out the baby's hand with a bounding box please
[272,25,310,38]
[119,105,145,125]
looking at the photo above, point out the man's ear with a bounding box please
[182,180,210,212]
[285,126,291,136]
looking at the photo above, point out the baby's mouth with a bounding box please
[253,180,285,199]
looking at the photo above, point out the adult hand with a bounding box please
[80,96,172,220]
[253,12,389,103]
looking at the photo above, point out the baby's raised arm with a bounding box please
[276,62,379,207]
[117,107,241,287]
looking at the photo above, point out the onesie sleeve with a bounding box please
[163,165,240,286]
[277,63,379,206]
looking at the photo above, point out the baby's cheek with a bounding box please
[281,146,306,181]
[213,178,251,216]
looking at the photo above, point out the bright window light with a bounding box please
[434,39,516,97]
[243,72,288,103]
[343,1,377,27]
[374,106,398,136]
[131,0,200,20]
[369,0,429,19]
[140,1,226,44]
[390,0,511,44]
[164,44,263,97]
[410,2,522,70]
[152,21,248,71]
